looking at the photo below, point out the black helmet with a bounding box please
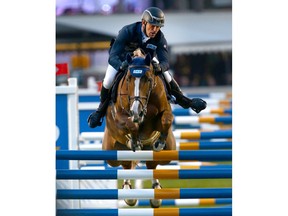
[141,7,165,27]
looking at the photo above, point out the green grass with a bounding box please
[118,178,232,208]
[118,179,231,189]
[117,164,232,208]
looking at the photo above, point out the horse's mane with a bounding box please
[132,48,146,58]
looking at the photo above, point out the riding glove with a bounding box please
[120,60,129,72]
[152,61,162,75]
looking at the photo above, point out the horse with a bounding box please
[102,48,176,208]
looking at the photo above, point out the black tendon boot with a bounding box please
[87,86,110,128]
[169,79,207,113]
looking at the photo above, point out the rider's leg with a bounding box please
[87,65,118,128]
[163,71,207,113]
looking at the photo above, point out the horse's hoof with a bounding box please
[150,182,162,208]
[122,181,138,206]
[149,199,162,208]
[135,145,142,151]
[125,198,138,206]
[128,139,143,152]
[132,144,142,152]
[153,141,165,152]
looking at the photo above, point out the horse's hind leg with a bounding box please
[110,141,138,206]
[146,129,176,208]
[121,160,138,206]
[146,162,162,208]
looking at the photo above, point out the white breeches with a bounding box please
[163,71,172,83]
[152,57,172,82]
[103,64,118,89]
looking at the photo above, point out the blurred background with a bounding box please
[56,0,232,92]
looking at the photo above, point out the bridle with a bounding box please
[118,62,156,120]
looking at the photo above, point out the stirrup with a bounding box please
[94,111,105,126]
[95,116,104,126]
[190,98,207,113]
[168,95,177,104]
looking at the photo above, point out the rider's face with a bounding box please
[144,22,161,38]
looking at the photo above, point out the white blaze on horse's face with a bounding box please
[130,77,144,123]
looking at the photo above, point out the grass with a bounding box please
[118,179,232,189]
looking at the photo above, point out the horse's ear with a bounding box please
[126,53,133,64]
[145,53,151,66]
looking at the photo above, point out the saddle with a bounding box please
[111,70,126,103]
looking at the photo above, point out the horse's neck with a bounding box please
[152,75,167,96]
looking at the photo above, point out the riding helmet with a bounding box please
[141,7,165,27]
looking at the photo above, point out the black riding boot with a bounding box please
[169,79,207,114]
[87,86,110,128]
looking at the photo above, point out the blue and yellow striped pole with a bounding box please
[80,129,232,141]
[174,116,232,124]
[56,168,232,179]
[57,207,232,216]
[135,198,232,207]
[57,188,232,199]
[56,150,232,161]
[177,141,232,150]
[172,107,232,116]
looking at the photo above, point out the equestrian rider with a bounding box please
[88,7,207,128]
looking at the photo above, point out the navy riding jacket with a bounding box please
[108,22,169,72]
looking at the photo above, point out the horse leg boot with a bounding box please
[169,78,207,114]
[87,86,110,128]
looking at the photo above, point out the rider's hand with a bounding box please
[152,61,162,75]
[120,60,128,72]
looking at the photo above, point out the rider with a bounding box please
[88,7,207,128]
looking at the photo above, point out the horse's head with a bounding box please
[125,50,154,124]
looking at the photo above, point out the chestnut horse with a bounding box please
[102,48,176,208]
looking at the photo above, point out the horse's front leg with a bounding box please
[153,111,174,151]
[125,117,142,151]
[114,112,142,151]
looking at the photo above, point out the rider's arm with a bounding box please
[108,26,130,71]
[156,34,169,72]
